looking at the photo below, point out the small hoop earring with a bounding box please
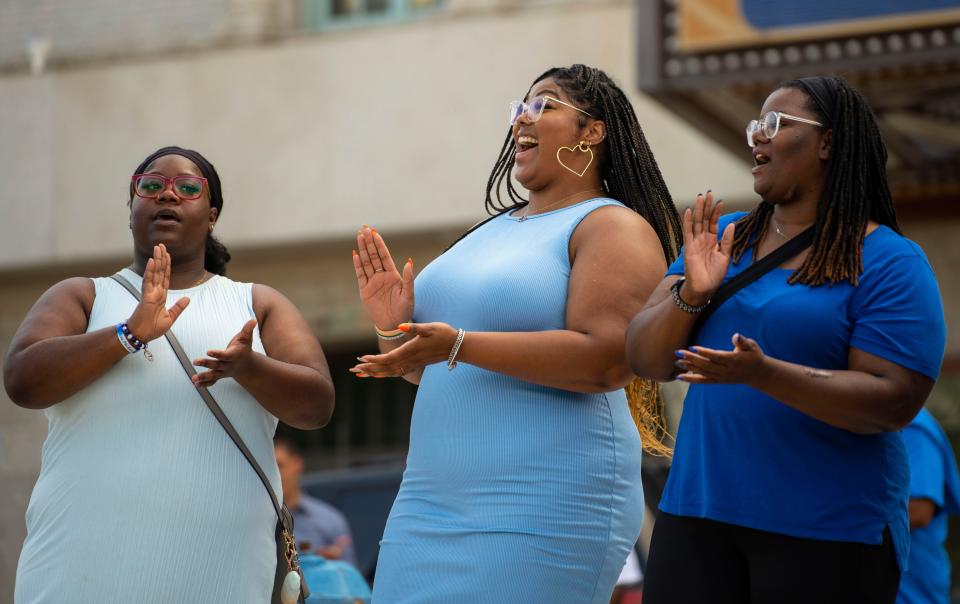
[556,140,594,178]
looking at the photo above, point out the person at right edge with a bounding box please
[898,408,960,604]
[626,75,947,603]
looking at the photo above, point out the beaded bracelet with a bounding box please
[116,322,153,361]
[670,278,709,314]
[447,328,466,371]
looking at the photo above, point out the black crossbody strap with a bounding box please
[110,274,289,531]
[688,226,815,344]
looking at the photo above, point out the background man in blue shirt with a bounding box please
[274,436,357,566]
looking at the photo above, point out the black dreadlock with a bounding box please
[731,76,899,286]
[483,64,683,263]
[480,65,682,456]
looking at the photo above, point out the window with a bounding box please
[303,0,444,31]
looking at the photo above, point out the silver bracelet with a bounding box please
[671,278,709,314]
[447,328,466,371]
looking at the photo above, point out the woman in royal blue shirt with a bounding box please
[627,75,946,603]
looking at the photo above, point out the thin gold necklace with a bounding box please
[517,188,604,221]
[191,270,210,286]
[129,264,209,287]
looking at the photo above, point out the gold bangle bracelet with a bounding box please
[375,326,406,339]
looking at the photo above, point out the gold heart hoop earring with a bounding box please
[556,141,594,178]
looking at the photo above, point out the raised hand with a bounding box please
[681,192,735,304]
[191,319,257,388]
[126,244,190,342]
[349,322,458,378]
[353,226,414,331]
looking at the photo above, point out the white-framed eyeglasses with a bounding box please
[745,111,824,148]
[509,95,594,126]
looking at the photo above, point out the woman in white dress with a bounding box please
[5,146,335,603]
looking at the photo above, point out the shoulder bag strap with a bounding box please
[688,226,815,344]
[109,273,289,531]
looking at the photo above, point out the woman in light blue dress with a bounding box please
[351,65,682,603]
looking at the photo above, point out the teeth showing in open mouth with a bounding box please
[754,153,769,165]
[517,135,539,150]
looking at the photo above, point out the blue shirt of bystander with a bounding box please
[898,408,960,604]
[292,493,357,567]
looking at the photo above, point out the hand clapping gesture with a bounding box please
[675,193,767,385]
[681,191,736,305]
[192,319,258,388]
[353,226,414,331]
[126,244,190,342]
[350,322,460,379]
[675,333,768,385]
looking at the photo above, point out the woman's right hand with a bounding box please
[681,191,735,305]
[126,244,191,342]
[353,226,414,330]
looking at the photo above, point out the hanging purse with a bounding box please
[111,273,310,604]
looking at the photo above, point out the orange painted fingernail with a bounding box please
[356,373,368,378]
[397,323,410,332]
[371,228,378,235]
[352,249,358,257]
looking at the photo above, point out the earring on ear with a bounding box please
[556,141,594,178]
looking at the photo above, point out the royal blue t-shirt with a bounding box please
[662,212,947,570]
[898,409,960,604]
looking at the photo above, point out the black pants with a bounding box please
[643,512,900,604]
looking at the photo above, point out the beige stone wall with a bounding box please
[0,1,755,269]
[901,219,960,361]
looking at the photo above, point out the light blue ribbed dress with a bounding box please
[373,198,644,603]
[15,269,279,603]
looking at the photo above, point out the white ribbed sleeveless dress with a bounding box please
[15,268,279,603]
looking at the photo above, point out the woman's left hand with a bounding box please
[350,322,459,378]
[192,319,258,387]
[675,332,769,385]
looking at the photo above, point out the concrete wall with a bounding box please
[0,1,755,269]
[0,0,290,71]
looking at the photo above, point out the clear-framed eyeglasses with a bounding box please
[509,95,594,126]
[745,111,824,148]
[132,174,208,201]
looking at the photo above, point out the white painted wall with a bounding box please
[0,1,755,268]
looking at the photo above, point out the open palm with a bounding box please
[127,244,190,342]
[682,192,735,301]
[353,227,414,330]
